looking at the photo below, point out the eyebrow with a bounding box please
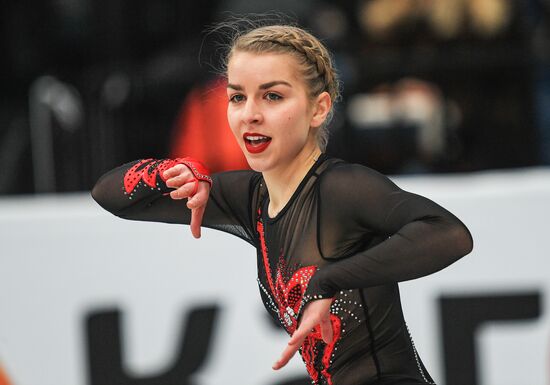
[227,80,292,91]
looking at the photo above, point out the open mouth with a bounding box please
[243,133,272,153]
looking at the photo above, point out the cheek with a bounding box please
[281,105,310,139]
[227,108,239,136]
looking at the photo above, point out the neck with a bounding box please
[262,144,322,218]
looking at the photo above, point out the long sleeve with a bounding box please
[306,163,473,298]
[91,158,260,244]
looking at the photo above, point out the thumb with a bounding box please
[320,316,333,344]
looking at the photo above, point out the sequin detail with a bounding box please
[302,314,342,385]
[406,324,435,384]
[256,212,341,385]
[123,158,212,197]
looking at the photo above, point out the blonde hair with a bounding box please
[222,23,341,152]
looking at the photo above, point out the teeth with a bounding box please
[247,136,267,140]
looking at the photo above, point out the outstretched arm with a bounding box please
[91,158,258,241]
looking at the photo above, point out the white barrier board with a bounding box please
[0,168,549,385]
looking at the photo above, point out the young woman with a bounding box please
[92,24,473,385]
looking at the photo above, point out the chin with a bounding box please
[245,157,270,172]
[243,153,277,173]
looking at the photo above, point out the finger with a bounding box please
[320,317,333,344]
[163,164,188,180]
[288,308,319,345]
[190,205,206,239]
[288,321,315,346]
[165,171,194,188]
[190,179,199,196]
[186,182,209,209]
[272,340,302,370]
[169,181,196,200]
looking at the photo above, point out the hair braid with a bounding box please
[235,27,339,102]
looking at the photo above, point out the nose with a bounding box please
[242,99,263,125]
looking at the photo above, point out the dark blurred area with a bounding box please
[1,0,550,194]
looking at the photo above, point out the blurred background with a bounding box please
[1,1,549,385]
[1,0,550,194]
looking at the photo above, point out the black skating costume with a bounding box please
[92,154,473,385]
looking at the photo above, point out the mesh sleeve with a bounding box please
[306,163,473,298]
[91,159,259,245]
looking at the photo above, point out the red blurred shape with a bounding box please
[170,78,249,173]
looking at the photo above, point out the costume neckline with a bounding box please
[262,153,328,223]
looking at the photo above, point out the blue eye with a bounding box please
[229,94,245,103]
[265,92,282,101]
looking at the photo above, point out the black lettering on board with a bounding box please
[85,305,218,385]
[439,292,540,385]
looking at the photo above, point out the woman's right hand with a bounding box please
[163,164,211,239]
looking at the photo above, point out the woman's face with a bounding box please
[226,51,322,173]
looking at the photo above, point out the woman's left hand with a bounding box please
[272,297,333,370]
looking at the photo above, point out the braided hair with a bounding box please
[225,25,341,152]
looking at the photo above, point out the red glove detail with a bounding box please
[123,157,212,196]
[172,157,212,196]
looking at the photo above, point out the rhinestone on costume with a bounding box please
[284,312,293,326]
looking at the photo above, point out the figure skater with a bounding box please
[92,22,473,385]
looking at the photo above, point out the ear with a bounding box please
[310,91,332,128]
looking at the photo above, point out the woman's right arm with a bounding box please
[91,158,258,240]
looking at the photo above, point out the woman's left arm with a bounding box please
[273,163,473,369]
[307,163,474,298]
